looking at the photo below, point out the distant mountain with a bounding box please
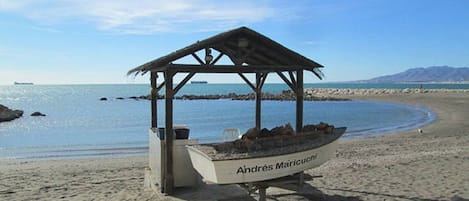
[357,66,469,83]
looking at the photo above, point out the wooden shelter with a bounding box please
[128,26,324,194]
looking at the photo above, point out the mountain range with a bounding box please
[354,66,469,83]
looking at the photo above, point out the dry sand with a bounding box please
[1,91,468,201]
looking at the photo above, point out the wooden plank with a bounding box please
[173,72,195,94]
[259,73,268,89]
[288,71,297,88]
[210,52,224,65]
[191,53,205,65]
[166,64,315,73]
[164,71,175,194]
[296,70,303,132]
[276,71,296,93]
[255,73,262,129]
[157,81,165,91]
[238,73,256,91]
[254,172,316,192]
[150,72,158,128]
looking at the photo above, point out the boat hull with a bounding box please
[187,138,339,184]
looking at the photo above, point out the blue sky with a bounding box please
[1,0,468,85]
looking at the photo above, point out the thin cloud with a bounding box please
[0,0,37,10]
[304,41,327,46]
[30,26,63,33]
[0,0,278,34]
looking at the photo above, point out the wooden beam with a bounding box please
[191,53,205,65]
[247,52,277,66]
[164,71,175,194]
[256,72,269,130]
[255,73,262,129]
[210,52,224,65]
[157,81,165,91]
[259,73,268,89]
[150,72,158,128]
[276,71,297,93]
[219,41,243,65]
[296,70,304,132]
[173,72,195,94]
[238,73,256,91]
[167,64,311,73]
[245,43,294,66]
[239,45,257,65]
[288,71,297,89]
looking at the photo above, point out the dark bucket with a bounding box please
[175,128,190,139]
[158,127,190,140]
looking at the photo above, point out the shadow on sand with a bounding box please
[318,187,447,201]
[166,182,362,201]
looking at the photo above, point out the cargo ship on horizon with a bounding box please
[191,81,208,84]
[14,82,34,85]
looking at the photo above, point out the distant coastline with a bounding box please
[344,81,469,84]
[348,66,469,83]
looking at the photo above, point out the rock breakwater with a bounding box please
[102,88,467,102]
[104,91,350,101]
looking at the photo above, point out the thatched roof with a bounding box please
[128,26,323,79]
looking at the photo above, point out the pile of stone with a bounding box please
[107,91,350,101]
[273,90,350,101]
[213,122,339,154]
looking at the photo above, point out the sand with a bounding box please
[1,91,468,201]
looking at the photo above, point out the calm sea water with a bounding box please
[1,83,463,160]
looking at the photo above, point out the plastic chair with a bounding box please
[222,128,241,141]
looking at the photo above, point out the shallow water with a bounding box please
[0,84,438,160]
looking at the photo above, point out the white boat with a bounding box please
[187,127,346,184]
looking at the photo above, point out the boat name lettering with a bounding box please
[236,154,318,174]
[236,164,274,174]
[275,154,317,169]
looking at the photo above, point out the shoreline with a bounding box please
[1,91,468,200]
[1,99,436,161]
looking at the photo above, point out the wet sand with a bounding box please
[1,91,468,201]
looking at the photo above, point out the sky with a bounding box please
[1,0,468,85]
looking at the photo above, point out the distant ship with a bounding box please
[190,81,208,84]
[14,82,34,85]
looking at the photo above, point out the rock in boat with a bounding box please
[186,123,346,184]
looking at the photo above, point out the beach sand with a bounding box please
[1,92,468,201]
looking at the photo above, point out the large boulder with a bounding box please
[0,104,24,123]
[31,112,46,117]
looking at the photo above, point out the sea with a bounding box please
[1,83,467,160]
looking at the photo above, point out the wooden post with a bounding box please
[255,72,262,129]
[258,186,267,201]
[164,71,175,194]
[296,70,303,132]
[150,72,158,128]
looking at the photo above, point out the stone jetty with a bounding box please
[106,90,350,101]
